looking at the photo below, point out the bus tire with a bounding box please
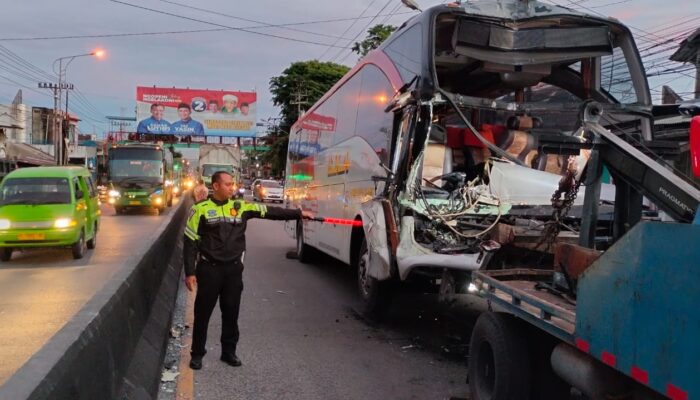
[296,220,316,263]
[468,312,530,400]
[72,230,86,260]
[86,223,98,250]
[0,248,13,262]
[356,238,391,318]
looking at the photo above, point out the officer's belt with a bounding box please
[199,254,242,266]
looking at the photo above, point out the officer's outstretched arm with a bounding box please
[243,202,302,221]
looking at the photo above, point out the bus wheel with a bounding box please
[0,248,13,262]
[72,230,86,260]
[356,238,391,317]
[296,220,316,263]
[468,313,530,400]
[86,223,98,249]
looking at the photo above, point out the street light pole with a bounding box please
[51,49,105,165]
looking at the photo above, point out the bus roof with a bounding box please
[293,0,635,132]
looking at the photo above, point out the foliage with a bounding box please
[269,60,350,131]
[351,24,397,57]
[267,60,349,175]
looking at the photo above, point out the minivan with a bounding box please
[0,166,101,260]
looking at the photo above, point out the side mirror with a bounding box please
[76,190,84,200]
[690,116,700,178]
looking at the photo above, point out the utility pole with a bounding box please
[38,82,69,164]
[289,81,308,119]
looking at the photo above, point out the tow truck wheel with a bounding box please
[72,230,86,260]
[296,220,316,263]
[0,248,13,262]
[356,238,391,318]
[468,312,530,400]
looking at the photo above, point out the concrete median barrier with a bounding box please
[0,199,190,400]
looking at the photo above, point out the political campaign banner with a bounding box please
[136,86,257,137]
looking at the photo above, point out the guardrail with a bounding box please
[0,197,190,399]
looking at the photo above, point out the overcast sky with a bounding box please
[0,0,696,135]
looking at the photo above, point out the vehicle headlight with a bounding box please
[54,218,77,229]
[173,187,180,194]
[165,180,173,186]
[0,219,10,230]
[109,190,121,198]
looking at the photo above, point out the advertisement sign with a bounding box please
[136,86,257,137]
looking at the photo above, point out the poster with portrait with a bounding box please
[136,86,257,137]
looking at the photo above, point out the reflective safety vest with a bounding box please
[183,197,301,275]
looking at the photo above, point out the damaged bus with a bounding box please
[285,0,659,313]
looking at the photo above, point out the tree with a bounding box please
[267,60,349,176]
[269,60,350,130]
[351,24,397,57]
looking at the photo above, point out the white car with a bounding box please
[252,179,284,203]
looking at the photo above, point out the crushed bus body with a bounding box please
[284,2,700,398]
[286,0,657,300]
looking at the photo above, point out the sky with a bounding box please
[0,0,697,136]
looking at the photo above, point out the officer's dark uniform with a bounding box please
[184,197,301,360]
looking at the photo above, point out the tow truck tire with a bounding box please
[86,223,97,249]
[296,220,316,263]
[468,312,530,400]
[0,248,12,262]
[72,231,86,260]
[356,238,391,318]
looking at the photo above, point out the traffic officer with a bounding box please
[183,170,312,369]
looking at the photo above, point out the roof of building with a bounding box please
[670,27,700,63]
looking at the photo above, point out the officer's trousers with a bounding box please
[191,259,243,357]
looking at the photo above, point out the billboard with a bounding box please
[136,86,256,137]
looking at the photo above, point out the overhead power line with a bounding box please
[331,0,396,63]
[318,0,380,60]
[156,0,353,41]
[0,12,414,43]
[109,0,353,49]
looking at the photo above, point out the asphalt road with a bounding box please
[171,211,484,400]
[0,197,182,386]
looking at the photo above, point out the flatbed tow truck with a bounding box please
[469,103,700,400]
